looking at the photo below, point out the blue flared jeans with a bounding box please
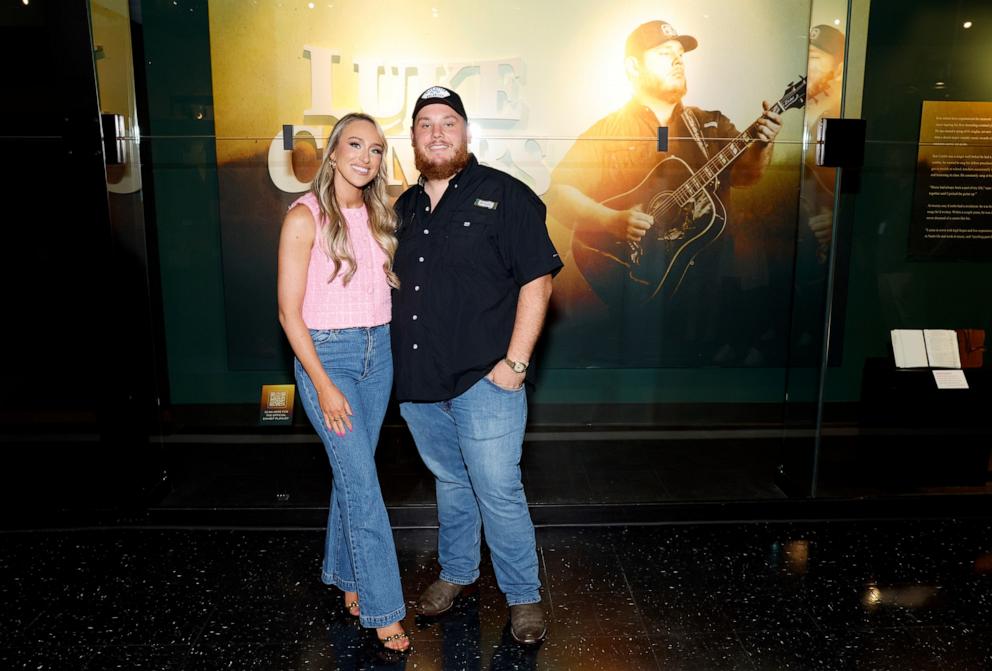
[295,324,405,628]
[400,377,541,606]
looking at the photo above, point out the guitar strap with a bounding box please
[681,108,710,160]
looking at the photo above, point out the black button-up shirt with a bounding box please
[391,155,563,402]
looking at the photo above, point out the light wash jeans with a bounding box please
[295,324,405,628]
[400,376,541,606]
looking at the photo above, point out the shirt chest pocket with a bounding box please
[444,210,496,266]
[397,213,422,243]
[604,143,647,172]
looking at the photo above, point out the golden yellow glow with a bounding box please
[783,540,810,575]
[207,0,811,168]
[863,584,938,610]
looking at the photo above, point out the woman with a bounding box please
[277,113,408,651]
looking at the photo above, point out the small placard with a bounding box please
[260,384,295,425]
[933,370,969,390]
[657,126,668,152]
[473,198,498,210]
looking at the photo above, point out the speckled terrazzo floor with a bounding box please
[3,520,992,670]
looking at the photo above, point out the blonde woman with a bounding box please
[278,113,408,652]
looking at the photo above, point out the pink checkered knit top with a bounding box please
[292,192,391,329]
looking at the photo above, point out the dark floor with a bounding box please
[4,519,992,670]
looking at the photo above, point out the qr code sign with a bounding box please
[269,390,288,408]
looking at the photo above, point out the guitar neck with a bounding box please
[673,101,785,207]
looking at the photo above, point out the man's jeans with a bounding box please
[295,324,405,627]
[400,376,541,605]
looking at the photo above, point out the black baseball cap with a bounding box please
[625,20,698,58]
[809,24,845,60]
[411,86,468,124]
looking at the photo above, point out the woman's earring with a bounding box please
[329,158,337,170]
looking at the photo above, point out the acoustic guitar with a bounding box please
[573,76,807,305]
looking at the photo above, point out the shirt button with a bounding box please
[412,315,418,320]
[424,206,429,212]
[367,287,374,295]
[423,229,429,234]
[418,256,424,262]
[412,344,419,350]
[415,285,420,291]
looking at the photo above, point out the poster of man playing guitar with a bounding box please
[545,19,808,366]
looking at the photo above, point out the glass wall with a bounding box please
[813,0,992,498]
[77,0,992,509]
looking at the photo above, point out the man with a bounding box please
[391,85,562,644]
[545,20,782,364]
[803,23,846,262]
[794,23,846,362]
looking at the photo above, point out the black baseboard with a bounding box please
[5,493,992,532]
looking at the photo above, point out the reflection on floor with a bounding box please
[4,519,992,669]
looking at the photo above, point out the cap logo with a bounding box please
[810,27,821,40]
[421,86,451,100]
[661,23,678,37]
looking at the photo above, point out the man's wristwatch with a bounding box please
[503,358,529,374]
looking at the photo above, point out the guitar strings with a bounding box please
[626,94,796,255]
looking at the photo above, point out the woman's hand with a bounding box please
[317,380,354,436]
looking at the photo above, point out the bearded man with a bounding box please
[391,86,562,644]
[545,20,782,365]
[803,23,846,262]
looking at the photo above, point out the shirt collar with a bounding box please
[624,98,685,127]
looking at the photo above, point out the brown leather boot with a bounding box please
[509,603,547,644]
[415,579,469,616]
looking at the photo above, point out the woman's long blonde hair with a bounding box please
[310,113,399,288]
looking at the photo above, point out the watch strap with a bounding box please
[503,357,528,373]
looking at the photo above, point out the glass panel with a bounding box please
[124,0,870,507]
[816,0,992,497]
[58,0,990,508]
[780,0,864,496]
[92,0,142,194]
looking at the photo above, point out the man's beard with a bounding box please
[641,74,687,105]
[414,141,470,181]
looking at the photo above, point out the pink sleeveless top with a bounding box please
[291,192,392,329]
